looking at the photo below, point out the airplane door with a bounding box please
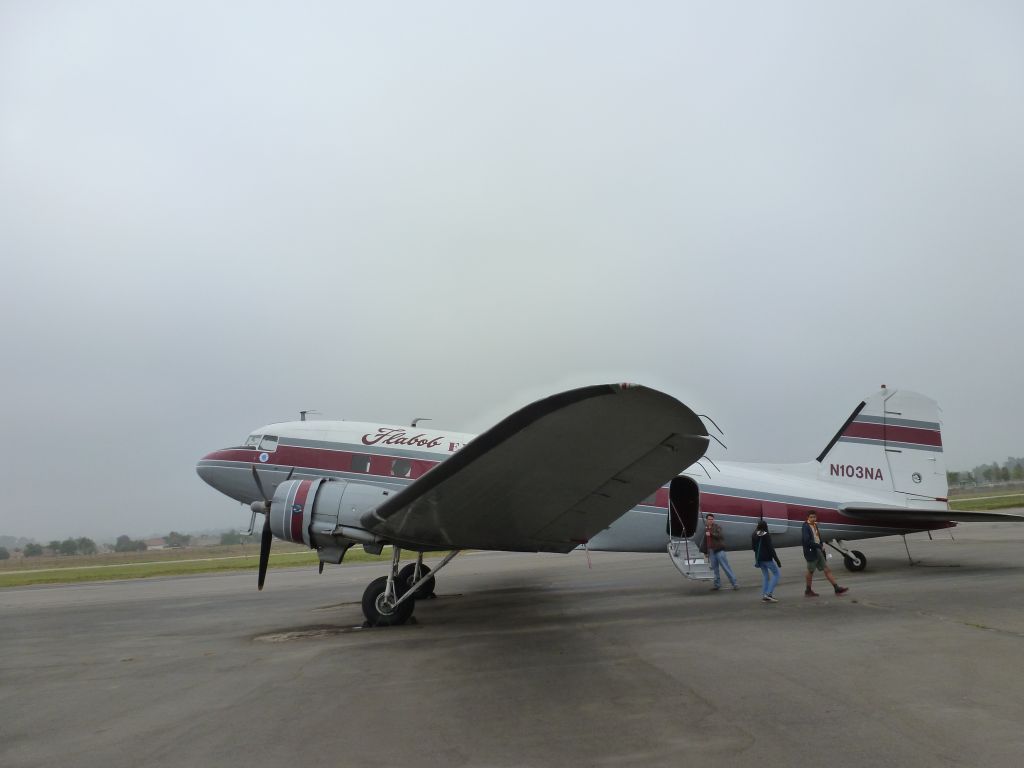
[667,476,700,538]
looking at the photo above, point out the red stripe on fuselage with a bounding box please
[291,480,312,542]
[701,492,832,523]
[203,447,441,479]
[651,487,868,525]
[842,422,942,447]
[696,492,949,531]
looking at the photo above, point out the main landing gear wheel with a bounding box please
[843,550,867,572]
[361,576,415,627]
[398,563,435,599]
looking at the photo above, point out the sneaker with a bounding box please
[761,596,771,603]
[731,583,739,590]
[834,586,849,595]
[711,585,720,591]
[805,588,819,597]
[764,594,778,603]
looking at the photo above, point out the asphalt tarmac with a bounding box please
[3,521,1024,768]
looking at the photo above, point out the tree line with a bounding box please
[19,537,99,557]
[5,530,246,559]
[949,457,1024,486]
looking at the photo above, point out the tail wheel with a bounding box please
[843,550,867,572]
[361,576,415,627]
[398,563,435,599]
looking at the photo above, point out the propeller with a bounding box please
[258,517,273,590]
[251,465,270,507]
[250,465,295,591]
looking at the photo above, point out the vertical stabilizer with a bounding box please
[817,388,947,500]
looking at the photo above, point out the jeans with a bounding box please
[710,549,737,588]
[758,560,780,596]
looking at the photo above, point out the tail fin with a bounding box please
[816,387,947,500]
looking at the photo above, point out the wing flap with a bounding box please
[360,384,709,552]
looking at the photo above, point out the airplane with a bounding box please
[196,383,1023,626]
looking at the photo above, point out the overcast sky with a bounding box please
[2,1,1022,541]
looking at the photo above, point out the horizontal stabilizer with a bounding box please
[838,504,1024,523]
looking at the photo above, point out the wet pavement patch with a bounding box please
[252,624,363,642]
[252,620,420,642]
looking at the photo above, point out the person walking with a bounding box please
[802,511,848,597]
[704,513,738,590]
[751,519,782,602]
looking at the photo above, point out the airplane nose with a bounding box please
[196,453,219,489]
[197,449,260,504]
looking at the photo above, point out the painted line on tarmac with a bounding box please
[5,552,314,575]
[4,548,498,577]
[953,493,1024,502]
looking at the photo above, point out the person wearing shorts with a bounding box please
[802,511,848,597]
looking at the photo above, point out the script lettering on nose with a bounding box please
[361,427,444,449]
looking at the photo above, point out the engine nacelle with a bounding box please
[269,478,392,548]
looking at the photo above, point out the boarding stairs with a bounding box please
[667,536,714,581]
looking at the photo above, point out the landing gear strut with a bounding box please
[827,540,867,572]
[360,548,460,627]
[398,552,435,600]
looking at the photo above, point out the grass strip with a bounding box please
[0,549,392,588]
[949,494,1024,512]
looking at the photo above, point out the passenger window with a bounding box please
[351,455,370,473]
[258,435,278,452]
[391,458,412,478]
[244,435,261,448]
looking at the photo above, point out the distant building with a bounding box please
[144,537,166,550]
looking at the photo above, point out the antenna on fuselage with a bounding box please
[299,410,320,422]
[411,417,432,427]
[697,414,725,436]
[697,415,728,450]
[696,415,729,450]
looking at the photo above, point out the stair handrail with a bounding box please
[669,500,694,564]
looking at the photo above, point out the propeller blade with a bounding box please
[257,518,272,591]
[251,466,270,503]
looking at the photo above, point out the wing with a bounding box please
[360,384,709,552]
[839,503,1024,523]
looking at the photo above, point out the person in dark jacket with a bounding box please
[802,511,848,597]
[751,519,782,602]
[703,514,738,590]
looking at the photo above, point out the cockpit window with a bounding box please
[244,435,261,449]
[258,435,278,452]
